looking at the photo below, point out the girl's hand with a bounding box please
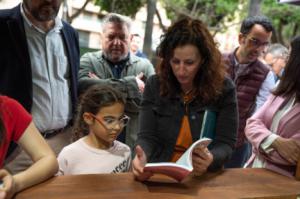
[192,146,213,177]
[132,145,152,181]
[0,169,16,199]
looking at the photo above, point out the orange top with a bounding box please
[170,91,194,162]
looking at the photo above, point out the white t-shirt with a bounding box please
[57,137,131,175]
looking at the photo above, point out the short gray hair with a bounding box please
[265,43,288,59]
[101,13,132,33]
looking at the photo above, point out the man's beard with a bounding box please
[24,2,59,22]
[103,51,128,63]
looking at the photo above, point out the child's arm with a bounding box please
[11,122,58,197]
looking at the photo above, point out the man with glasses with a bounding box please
[263,43,289,83]
[223,15,275,168]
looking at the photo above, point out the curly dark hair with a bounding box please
[273,36,300,102]
[156,17,226,103]
[72,85,126,142]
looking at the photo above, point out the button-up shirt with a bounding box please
[21,4,71,133]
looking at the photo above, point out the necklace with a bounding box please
[182,89,195,104]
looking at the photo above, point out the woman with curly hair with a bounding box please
[132,17,238,181]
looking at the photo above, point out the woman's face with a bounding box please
[170,44,202,92]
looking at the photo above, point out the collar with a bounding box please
[233,48,252,68]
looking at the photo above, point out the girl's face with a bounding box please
[170,44,202,93]
[84,102,127,149]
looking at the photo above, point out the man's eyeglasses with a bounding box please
[246,36,270,48]
[91,114,130,131]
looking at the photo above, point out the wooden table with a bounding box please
[15,168,300,199]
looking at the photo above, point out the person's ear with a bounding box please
[83,112,94,125]
[238,33,246,45]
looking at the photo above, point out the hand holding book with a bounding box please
[191,143,214,176]
[133,110,216,182]
[132,145,153,181]
[144,138,212,182]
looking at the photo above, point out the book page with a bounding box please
[144,137,212,182]
[175,138,212,170]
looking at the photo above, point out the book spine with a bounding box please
[199,110,208,139]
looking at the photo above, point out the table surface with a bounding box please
[15,168,300,199]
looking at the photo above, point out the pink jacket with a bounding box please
[245,94,300,178]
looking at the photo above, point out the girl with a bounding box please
[0,95,58,199]
[57,85,131,175]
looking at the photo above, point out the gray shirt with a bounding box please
[21,5,71,133]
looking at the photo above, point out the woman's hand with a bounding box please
[272,137,300,164]
[0,169,16,199]
[132,145,153,181]
[192,146,213,176]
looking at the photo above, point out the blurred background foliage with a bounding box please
[76,0,300,56]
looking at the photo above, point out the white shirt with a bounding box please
[21,4,71,133]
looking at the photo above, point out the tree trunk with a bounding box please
[156,9,167,32]
[62,0,69,22]
[248,0,262,17]
[143,0,157,60]
[278,19,284,45]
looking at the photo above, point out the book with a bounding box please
[144,137,212,182]
[200,110,217,140]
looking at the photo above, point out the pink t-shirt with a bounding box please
[57,138,131,175]
[0,96,32,166]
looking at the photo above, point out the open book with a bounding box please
[144,137,212,182]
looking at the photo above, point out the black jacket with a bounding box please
[0,4,79,113]
[0,4,80,157]
[136,75,238,171]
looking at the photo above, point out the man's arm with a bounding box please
[78,52,138,98]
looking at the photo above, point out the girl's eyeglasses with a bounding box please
[90,114,130,131]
